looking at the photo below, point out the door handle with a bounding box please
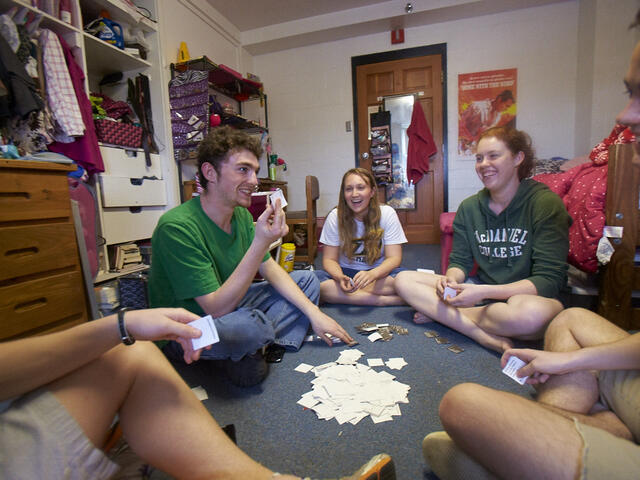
[361,152,369,160]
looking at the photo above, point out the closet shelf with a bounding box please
[84,33,150,75]
[80,0,156,32]
[221,112,267,134]
[0,0,81,34]
[174,56,264,101]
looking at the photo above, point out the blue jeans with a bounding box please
[164,270,318,362]
[315,266,405,283]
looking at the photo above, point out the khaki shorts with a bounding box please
[576,369,640,479]
[0,388,120,480]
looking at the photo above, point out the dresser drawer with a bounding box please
[0,271,86,340]
[100,146,162,179]
[0,223,78,282]
[0,168,71,222]
[102,206,165,245]
[99,176,167,207]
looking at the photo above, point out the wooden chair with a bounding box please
[285,175,319,264]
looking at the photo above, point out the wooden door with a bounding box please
[356,54,444,244]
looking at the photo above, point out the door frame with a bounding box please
[351,43,449,211]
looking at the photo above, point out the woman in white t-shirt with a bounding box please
[316,168,408,305]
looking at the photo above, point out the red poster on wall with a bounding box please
[458,68,517,157]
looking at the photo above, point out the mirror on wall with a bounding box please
[382,94,416,209]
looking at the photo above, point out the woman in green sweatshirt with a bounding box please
[395,126,570,352]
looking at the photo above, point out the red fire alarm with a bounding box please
[391,28,405,44]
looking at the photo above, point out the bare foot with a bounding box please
[413,311,433,324]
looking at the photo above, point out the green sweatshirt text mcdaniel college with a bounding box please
[448,179,571,298]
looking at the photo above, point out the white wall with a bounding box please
[158,0,258,184]
[160,0,639,215]
[588,0,640,151]
[254,2,582,212]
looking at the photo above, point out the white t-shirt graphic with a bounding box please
[320,205,407,270]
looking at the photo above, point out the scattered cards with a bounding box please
[295,363,314,373]
[189,315,220,350]
[502,356,529,385]
[447,345,464,354]
[297,350,410,425]
[434,336,450,345]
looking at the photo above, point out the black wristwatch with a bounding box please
[118,309,136,345]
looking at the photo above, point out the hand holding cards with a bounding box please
[189,315,220,350]
[443,286,457,301]
[268,188,287,209]
[502,356,529,385]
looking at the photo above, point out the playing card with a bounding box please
[502,356,529,385]
[270,188,288,208]
[424,331,438,338]
[434,336,450,345]
[447,345,464,354]
[443,286,457,300]
[378,327,393,341]
[189,315,220,350]
[389,325,408,335]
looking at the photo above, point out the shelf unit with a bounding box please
[0,0,175,316]
[169,56,269,200]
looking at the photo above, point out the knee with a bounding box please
[439,383,485,431]
[509,297,562,331]
[292,270,320,298]
[101,342,167,377]
[394,270,412,293]
[544,307,586,342]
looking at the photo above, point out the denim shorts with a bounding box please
[315,266,405,283]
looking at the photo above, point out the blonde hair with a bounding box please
[337,168,383,265]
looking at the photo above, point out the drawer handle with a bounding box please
[129,207,142,213]
[130,178,143,186]
[5,246,39,258]
[0,191,30,199]
[14,297,47,313]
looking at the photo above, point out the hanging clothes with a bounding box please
[406,101,437,185]
[48,34,104,174]
[40,29,84,141]
[0,32,42,119]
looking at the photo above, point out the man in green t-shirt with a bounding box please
[149,126,353,386]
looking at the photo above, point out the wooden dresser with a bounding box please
[0,160,87,341]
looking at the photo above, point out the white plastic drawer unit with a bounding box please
[102,207,165,245]
[100,146,163,179]
[99,176,167,207]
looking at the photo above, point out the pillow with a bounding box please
[560,155,590,171]
[530,157,568,176]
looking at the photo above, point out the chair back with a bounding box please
[306,175,319,221]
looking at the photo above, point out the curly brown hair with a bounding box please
[478,126,535,180]
[197,126,263,190]
[337,168,384,265]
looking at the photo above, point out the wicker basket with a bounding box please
[94,119,143,148]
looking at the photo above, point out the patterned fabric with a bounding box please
[40,29,84,140]
[0,15,19,53]
[590,124,634,165]
[533,125,635,273]
[48,34,104,174]
[531,157,567,176]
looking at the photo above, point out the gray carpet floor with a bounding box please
[166,245,537,479]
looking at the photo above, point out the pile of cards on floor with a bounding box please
[294,349,410,425]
